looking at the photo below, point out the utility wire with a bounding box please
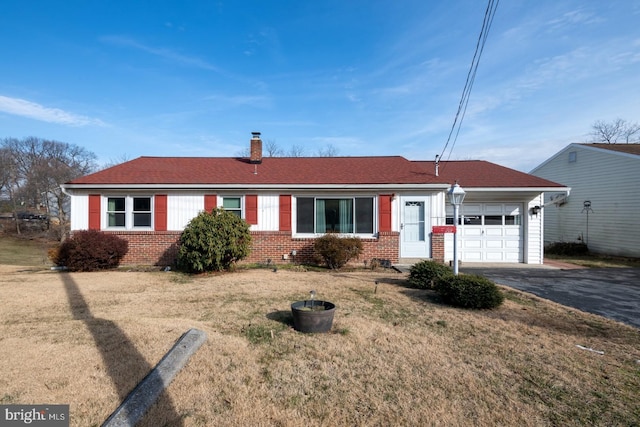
[438,0,499,171]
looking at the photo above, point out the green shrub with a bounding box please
[314,234,363,269]
[408,260,453,289]
[177,208,252,273]
[53,230,128,272]
[545,242,589,256]
[435,274,504,309]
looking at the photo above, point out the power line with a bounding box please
[438,0,500,170]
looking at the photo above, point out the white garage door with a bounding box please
[448,203,523,263]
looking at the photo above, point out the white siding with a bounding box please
[70,193,89,230]
[525,195,543,264]
[532,145,640,257]
[167,193,204,230]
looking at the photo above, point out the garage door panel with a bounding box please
[463,228,482,237]
[486,252,506,261]
[505,205,521,215]
[464,251,483,262]
[505,252,521,262]
[486,240,504,249]
[463,240,482,249]
[462,204,483,215]
[485,228,504,237]
[484,204,504,214]
[458,203,523,263]
[504,228,520,237]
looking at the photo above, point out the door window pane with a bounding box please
[505,215,521,225]
[485,215,502,225]
[464,215,482,225]
[404,201,425,242]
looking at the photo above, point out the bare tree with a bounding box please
[0,146,11,196]
[0,137,97,235]
[264,139,284,157]
[100,154,131,170]
[622,122,640,143]
[287,144,306,157]
[590,118,640,143]
[316,144,339,157]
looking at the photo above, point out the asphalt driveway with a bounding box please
[460,265,640,329]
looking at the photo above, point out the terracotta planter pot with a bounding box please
[291,300,336,333]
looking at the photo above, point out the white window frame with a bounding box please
[105,195,154,230]
[220,195,243,218]
[292,195,377,238]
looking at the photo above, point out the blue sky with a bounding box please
[1,1,639,172]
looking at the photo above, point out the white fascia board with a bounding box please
[61,183,451,192]
[464,187,571,194]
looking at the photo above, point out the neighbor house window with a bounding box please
[222,197,242,217]
[106,196,152,229]
[296,197,374,234]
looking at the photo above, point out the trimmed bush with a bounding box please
[314,234,363,269]
[408,260,453,289]
[435,274,504,309]
[177,208,252,273]
[545,242,589,256]
[53,230,128,272]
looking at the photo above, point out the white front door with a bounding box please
[400,197,430,258]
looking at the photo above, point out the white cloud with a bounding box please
[101,35,222,72]
[0,95,105,126]
[204,94,272,109]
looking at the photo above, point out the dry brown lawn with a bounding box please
[0,264,639,426]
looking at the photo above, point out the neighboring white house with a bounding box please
[530,143,640,258]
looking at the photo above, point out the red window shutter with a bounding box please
[246,194,258,225]
[279,195,292,231]
[154,195,167,231]
[379,194,392,232]
[88,194,101,230]
[204,194,217,212]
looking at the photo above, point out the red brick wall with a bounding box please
[99,230,400,267]
[247,231,400,266]
[431,232,445,263]
[104,231,182,266]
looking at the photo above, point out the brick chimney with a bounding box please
[250,132,262,164]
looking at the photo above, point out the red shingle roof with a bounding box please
[66,156,564,189]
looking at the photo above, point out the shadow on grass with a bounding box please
[60,273,183,426]
[266,310,294,327]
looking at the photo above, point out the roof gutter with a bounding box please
[61,183,452,191]
[463,186,571,193]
